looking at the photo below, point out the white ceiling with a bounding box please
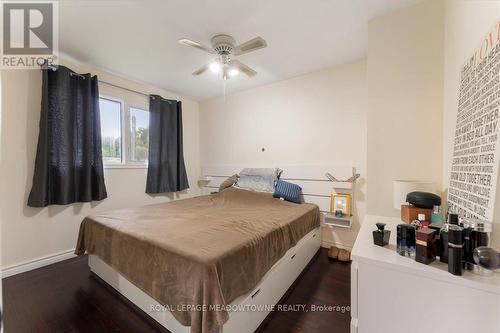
[59,0,421,101]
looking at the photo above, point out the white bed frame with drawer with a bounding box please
[89,165,353,333]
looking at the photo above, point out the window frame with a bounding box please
[99,95,150,169]
[99,95,125,167]
[126,105,150,166]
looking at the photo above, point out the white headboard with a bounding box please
[200,165,354,213]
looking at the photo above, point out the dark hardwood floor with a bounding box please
[3,248,350,333]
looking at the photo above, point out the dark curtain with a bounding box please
[146,95,189,194]
[27,66,107,207]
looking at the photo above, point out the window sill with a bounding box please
[104,164,148,169]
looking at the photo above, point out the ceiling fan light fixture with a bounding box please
[178,34,266,79]
[209,62,221,73]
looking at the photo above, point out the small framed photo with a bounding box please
[330,193,352,216]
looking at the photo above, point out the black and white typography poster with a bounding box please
[448,20,500,220]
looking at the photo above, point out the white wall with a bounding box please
[200,60,367,249]
[366,0,445,217]
[443,0,500,247]
[0,58,201,269]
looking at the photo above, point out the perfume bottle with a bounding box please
[448,224,464,276]
[462,224,473,265]
[440,213,459,264]
[373,223,391,247]
[448,213,459,225]
[473,247,500,270]
[431,205,444,225]
[415,228,436,265]
[461,219,492,273]
[397,224,416,256]
[418,213,429,228]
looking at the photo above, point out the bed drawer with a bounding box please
[223,227,321,333]
[286,229,320,278]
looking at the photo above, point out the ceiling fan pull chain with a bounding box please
[223,80,226,103]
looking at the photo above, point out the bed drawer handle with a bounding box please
[251,288,261,299]
[291,254,296,259]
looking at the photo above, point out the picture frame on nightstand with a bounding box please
[330,193,352,216]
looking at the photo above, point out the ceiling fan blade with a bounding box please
[230,59,257,77]
[178,38,215,54]
[192,64,209,75]
[234,37,267,56]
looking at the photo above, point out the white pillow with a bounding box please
[235,168,282,192]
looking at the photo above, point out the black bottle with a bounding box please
[440,213,458,263]
[449,213,459,225]
[471,221,489,251]
[462,225,473,264]
[461,220,491,271]
[373,223,390,247]
[448,225,464,276]
[471,230,489,249]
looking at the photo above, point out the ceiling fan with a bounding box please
[178,34,267,80]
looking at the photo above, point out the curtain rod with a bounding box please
[98,80,148,97]
[43,64,173,103]
[99,80,173,103]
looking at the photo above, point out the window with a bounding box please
[99,98,122,164]
[129,107,149,162]
[98,96,150,167]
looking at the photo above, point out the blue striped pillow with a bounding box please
[273,180,302,204]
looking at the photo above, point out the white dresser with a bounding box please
[351,215,500,333]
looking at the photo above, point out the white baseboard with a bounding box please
[2,249,76,278]
[321,239,353,251]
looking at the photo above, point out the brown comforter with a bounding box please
[75,187,320,333]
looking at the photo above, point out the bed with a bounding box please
[76,187,319,333]
[76,165,352,333]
